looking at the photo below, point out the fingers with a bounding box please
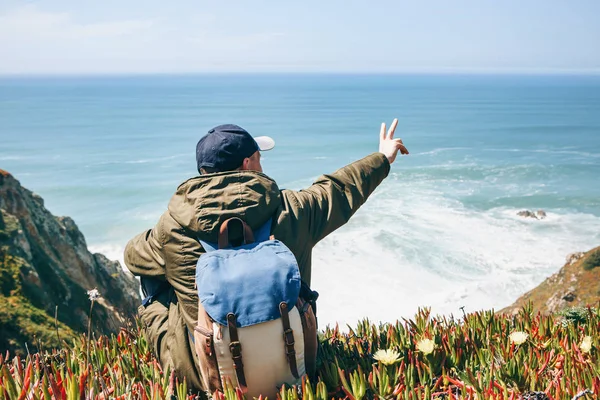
[387,118,399,139]
[398,143,409,154]
[394,138,409,154]
[381,118,399,140]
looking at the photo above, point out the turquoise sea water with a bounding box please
[1,74,600,326]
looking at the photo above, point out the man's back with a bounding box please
[125,153,391,390]
[124,119,407,391]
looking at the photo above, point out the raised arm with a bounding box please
[297,119,409,244]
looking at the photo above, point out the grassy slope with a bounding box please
[502,246,600,315]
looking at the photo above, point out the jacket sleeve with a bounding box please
[296,152,390,245]
[123,213,167,278]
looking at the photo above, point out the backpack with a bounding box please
[193,217,319,398]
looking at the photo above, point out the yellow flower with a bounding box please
[416,338,436,355]
[373,349,401,365]
[509,331,528,345]
[580,336,592,354]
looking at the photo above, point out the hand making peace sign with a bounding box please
[379,118,409,164]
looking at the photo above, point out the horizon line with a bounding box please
[1,68,600,78]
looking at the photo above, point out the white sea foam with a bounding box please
[414,147,472,156]
[123,154,184,164]
[310,175,600,328]
[483,148,600,158]
[95,154,188,165]
[0,155,25,161]
[415,147,600,159]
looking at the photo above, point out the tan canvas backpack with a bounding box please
[193,218,318,398]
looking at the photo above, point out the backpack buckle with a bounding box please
[283,328,295,346]
[229,340,242,356]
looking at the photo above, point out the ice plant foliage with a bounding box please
[0,305,598,399]
[509,331,529,345]
[373,349,401,365]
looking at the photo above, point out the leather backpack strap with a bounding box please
[218,218,255,249]
[279,302,300,379]
[296,298,318,380]
[226,313,247,390]
[193,301,222,392]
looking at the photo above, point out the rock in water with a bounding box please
[0,169,140,353]
[517,210,537,219]
[535,210,547,219]
[516,209,547,220]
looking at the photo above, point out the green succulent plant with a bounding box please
[0,306,598,400]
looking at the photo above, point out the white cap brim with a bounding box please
[254,136,275,151]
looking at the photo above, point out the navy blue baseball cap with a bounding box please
[196,124,275,173]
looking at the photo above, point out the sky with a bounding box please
[0,0,599,75]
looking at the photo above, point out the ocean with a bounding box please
[1,74,599,327]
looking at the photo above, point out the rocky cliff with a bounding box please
[501,246,600,315]
[0,170,140,353]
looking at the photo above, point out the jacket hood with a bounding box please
[168,171,282,242]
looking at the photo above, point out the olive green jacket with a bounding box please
[124,152,390,390]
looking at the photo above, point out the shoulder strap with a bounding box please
[198,218,273,252]
[227,313,247,390]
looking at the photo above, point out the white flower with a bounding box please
[373,349,401,365]
[416,338,436,355]
[509,331,528,345]
[87,288,101,301]
[580,336,592,354]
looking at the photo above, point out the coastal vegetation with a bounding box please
[582,249,600,271]
[0,304,597,399]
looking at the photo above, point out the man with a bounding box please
[124,120,408,391]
